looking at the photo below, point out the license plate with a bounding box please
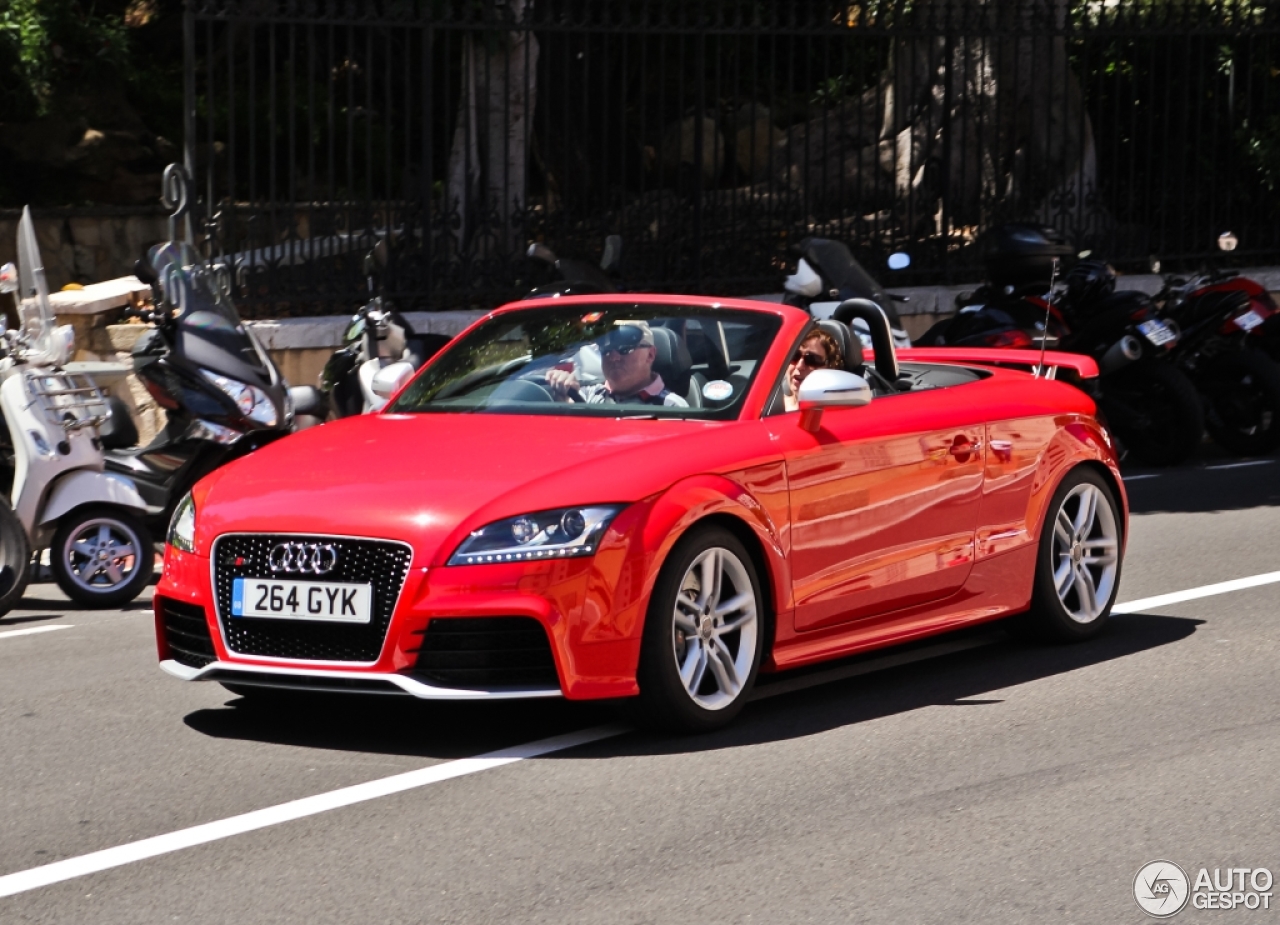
[1234,309,1264,331]
[1138,319,1176,346]
[231,577,372,624]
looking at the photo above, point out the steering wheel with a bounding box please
[489,378,557,403]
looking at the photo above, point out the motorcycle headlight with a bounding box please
[168,492,197,553]
[447,505,624,565]
[201,371,278,427]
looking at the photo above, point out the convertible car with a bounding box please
[155,294,1127,732]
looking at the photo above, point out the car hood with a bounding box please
[194,412,751,564]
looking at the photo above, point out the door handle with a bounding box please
[948,435,982,461]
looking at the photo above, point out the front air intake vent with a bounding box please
[159,597,216,668]
[412,617,559,690]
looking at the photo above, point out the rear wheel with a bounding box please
[1099,361,1204,467]
[631,527,765,734]
[51,507,154,608]
[0,501,31,617]
[1198,348,1280,456]
[1014,468,1123,642]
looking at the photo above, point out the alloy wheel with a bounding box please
[670,546,759,711]
[1051,483,1120,623]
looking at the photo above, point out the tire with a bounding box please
[0,501,31,617]
[1098,361,1204,467]
[631,527,765,734]
[1013,468,1123,642]
[1197,348,1280,457]
[51,507,154,608]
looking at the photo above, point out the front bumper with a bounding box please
[155,522,651,701]
[159,658,563,699]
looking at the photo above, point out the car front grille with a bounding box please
[158,597,217,668]
[212,534,412,663]
[411,616,560,690]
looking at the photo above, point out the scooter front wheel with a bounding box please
[52,507,154,608]
[0,501,31,617]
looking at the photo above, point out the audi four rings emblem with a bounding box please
[268,542,339,575]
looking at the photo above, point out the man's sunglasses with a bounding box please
[600,343,643,357]
[792,350,827,368]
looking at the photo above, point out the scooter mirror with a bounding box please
[371,360,415,401]
[886,252,911,271]
[600,235,623,274]
[0,263,16,294]
[134,256,158,286]
[527,242,556,265]
[1218,231,1239,252]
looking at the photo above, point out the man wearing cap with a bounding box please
[546,320,688,407]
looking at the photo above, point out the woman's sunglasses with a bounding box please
[792,350,827,368]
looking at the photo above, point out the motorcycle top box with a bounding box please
[979,223,1075,292]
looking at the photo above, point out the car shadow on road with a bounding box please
[182,612,1199,760]
[1125,459,1280,514]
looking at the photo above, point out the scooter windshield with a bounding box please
[14,206,61,365]
[147,242,271,383]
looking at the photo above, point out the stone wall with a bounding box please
[0,209,171,290]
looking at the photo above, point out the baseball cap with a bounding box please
[599,320,654,348]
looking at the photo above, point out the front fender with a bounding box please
[641,472,791,619]
[40,470,151,526]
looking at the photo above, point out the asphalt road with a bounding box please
[2,458,1279,924]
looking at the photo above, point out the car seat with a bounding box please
[650,325,699,407]
[815,319,865,375]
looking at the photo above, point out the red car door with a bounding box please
[777,386,988,633]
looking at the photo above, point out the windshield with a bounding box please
[148,242,270,379]
[389,303,780,420]
[15,206,58,364]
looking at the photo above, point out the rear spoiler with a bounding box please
[896,347,1099,379]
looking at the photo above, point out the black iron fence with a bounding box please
[184,0,1280,317]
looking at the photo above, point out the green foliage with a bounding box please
[0,0,131,118]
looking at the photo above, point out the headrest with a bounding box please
[815,319,864,373]
[650,324,693,388]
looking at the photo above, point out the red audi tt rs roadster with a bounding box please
[155,294,1127,732]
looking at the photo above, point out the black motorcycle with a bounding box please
[103,241,327,536]
[921,225,1205,467]
[320,244,451,418]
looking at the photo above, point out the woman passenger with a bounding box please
[783,328,844,411]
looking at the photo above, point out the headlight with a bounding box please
[447,505,623,565]
[201,371,278,427]
[168,492,197,553]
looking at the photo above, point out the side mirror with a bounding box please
[600,234,623,274]
[887,252,911,271]
[0,263,16,294]
[370,360,415,402]
[527,242,557,265]
[133,256,158,286]
[796,369,872,432]
[1218,231,1239,253]
[797,368,873,410]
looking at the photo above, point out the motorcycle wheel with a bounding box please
[51,507,154,608]
[1098,361,1204,467]
[0,501,31,617]
[1198,349,1280,457]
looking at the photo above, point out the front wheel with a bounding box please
[0,501,31,617]
[1013,468,1124,642]
[51,507,154,608]
[631,527,765,734]
[1098,361,1204,467]
[1197,348,1280,457]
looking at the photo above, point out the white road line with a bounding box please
[1204,459,1274,471]
[1112,570,1280,614]
[1121,474,1159,481]
[0,723,625,899]
[5,567,1280,899]
[0,625,72,640]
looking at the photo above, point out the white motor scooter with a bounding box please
[0,207,156,608]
